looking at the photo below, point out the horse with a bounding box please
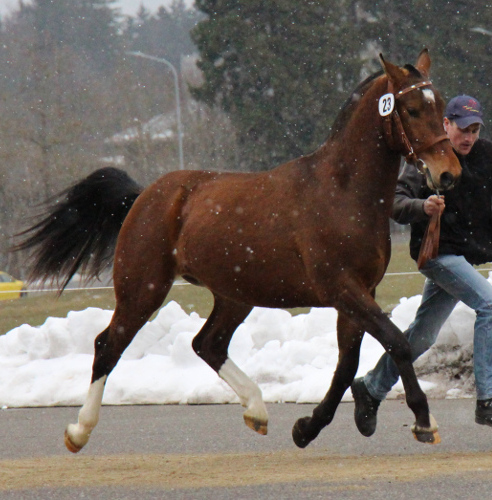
[15,49,461,453]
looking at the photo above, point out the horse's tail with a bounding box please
[13,167,144,291]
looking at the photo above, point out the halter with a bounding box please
[382,80,449,173]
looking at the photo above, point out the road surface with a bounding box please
[1,400,492,499]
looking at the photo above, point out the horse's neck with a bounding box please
[315,81,401,209]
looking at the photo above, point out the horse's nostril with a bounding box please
[440,172,455,190]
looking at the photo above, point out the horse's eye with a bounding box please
[407,108,419,118]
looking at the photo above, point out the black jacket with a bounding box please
[392,138,492,265]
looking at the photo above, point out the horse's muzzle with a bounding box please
[424,167,458,192]
[438,171,457,191]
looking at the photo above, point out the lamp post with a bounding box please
[470,27,492,37]
[126,51,184,171]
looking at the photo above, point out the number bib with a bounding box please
[378,93,395,116]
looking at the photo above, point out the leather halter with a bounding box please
[382,80,449,172]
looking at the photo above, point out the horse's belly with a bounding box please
[194,273,323,309]
[176,243,323,308]
[174,198,387,309]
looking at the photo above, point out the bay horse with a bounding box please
[16,49,461,453]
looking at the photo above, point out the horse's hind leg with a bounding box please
[293,312,363,448]
[191,297,268,435]
[64,325,112,453]
[64,278,173,453]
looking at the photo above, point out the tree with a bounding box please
[30,0,122,70]
[0,0,126,195]
[192,0,366,171]
[0,0,126,272]
[353,0,492,133]
[124,0,204,68]
[192,0,492,170]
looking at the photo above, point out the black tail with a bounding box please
[13,167,143,291]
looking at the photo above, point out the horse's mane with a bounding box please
[328,70,383,140]
[328,64,422,141]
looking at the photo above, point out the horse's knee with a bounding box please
[386,336,413,365]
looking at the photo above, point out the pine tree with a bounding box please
[354,0,492,132]
[29,0,122,69]
[124,1,204,68]
[192,0,365,171]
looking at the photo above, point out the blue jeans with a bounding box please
[364,254,492,401]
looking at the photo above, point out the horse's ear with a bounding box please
[379,54,406,88]
[415,48,431,77]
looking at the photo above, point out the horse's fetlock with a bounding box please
[312,407,333,427]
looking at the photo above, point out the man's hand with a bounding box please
[423,195,445,217]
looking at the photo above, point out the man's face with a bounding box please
[443,117,481,156]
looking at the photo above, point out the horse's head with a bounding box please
[380,49,461,192]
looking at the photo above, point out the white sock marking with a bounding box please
[66,376,107,449]
[219,358,268,423]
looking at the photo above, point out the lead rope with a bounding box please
[417,201,441,269]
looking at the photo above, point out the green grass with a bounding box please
[377,238,426,312]
[5,236,490,335]
[0,282,215,336]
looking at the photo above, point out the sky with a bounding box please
[0,0,195,18]
[116,0,195,16]
[0,279,479,408]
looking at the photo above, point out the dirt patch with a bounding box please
[2,450,492,491]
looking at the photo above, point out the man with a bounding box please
[351,95,492,436]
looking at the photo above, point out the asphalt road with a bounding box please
[1,399,492,499]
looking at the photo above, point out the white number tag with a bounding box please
[378,93,395,116]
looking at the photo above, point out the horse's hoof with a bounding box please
[64,423,90,453]
[292,417,313,449]
[244,414,268,435]
[64,429,83,453]
[411,414,441,445]
[412,428,441,444]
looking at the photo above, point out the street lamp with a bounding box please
[126,51,184,171]
[470,27,492,37]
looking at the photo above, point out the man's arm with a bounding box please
[392,163,431,224]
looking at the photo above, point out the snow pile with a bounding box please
[0,287,479,408]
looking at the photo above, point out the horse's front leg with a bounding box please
[292,313,363,448]
[337,285,440,445]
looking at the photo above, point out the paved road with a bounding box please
[1,400,492,499]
